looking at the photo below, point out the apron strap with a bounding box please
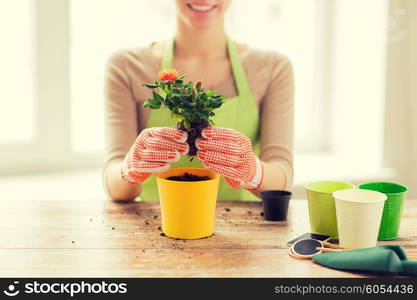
[160,37,252,98]
[161,38,174,70]
[226,37,252,98]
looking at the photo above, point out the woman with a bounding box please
[103,0,294,201]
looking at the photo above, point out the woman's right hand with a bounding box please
[121,127,189,184]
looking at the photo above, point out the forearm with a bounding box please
[250,160,288,198]
[104,159,142,201]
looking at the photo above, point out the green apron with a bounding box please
[139,38,260,201]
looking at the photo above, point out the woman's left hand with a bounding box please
[196,127,263,190]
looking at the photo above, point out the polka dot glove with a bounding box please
[121,127,189,184]
[196,127,263,190]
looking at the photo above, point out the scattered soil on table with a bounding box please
[72,241,75,244]
[104,204,263,257]
[166,172,210,182]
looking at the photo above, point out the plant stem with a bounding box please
[177,120,210,157]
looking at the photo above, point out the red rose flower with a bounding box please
[157,69,179,82]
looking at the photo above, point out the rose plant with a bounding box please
[143,69,224,157]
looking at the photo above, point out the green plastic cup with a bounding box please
[305,181,355,238]
[358,182,408,240]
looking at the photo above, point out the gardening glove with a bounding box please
[121,127,189,184]
[196,127,263,190]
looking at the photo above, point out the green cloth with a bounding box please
[312,245,417,277]
[139,37,261,201]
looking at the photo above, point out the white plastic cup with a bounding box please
[333,189,387,249]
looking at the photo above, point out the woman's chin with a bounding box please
[185,15,222,29]
[189,21,217,30]
[183,6,222,28]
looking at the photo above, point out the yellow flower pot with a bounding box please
[156,168,220,239]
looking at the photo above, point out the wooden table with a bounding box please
[0,199,416,277]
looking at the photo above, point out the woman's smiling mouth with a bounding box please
[187,3,217,13]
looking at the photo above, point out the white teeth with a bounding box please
[190,4,214,12]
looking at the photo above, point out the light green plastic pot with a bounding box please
[305,181,355,238]
[359,182,408,240]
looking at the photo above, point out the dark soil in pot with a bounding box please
[166,172,210,182]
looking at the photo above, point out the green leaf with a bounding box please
[177,74,187,81]
[143,98,161,109]
[181,96,193,108]
[210,99,223,108]
[160,80,171,85]
[143,83,159,89]
[182,111,192,119]
[163,97,173,109]
[152,91,164,103]
[174,80,183,88]
[196,111,209,121]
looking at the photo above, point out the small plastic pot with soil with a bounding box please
[156,168,220,239]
